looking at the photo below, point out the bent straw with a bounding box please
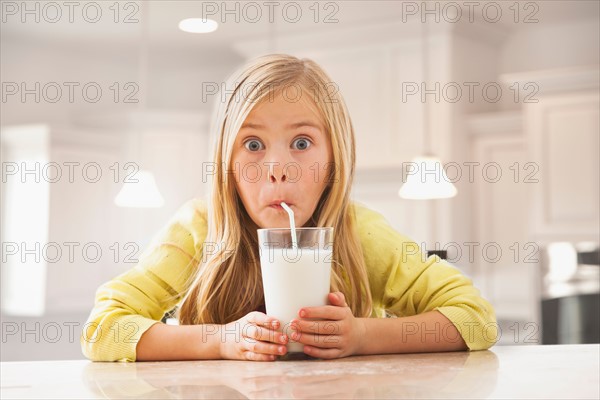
[280,202,298,250]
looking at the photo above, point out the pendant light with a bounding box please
[398,20,457,200]
[114,1,164,208]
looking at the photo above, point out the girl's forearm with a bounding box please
[136,322,223,361]
[356,311,468,355]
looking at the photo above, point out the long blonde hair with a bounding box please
[178,54,373,325]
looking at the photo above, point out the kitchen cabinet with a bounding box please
[468,111,542,341]
[527,90,599,241]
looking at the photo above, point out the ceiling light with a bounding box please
[398,21,457,200]
[114,2,165,209]
[179,18,218,33]
[398,156,458,199]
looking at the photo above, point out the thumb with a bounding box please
[331,292,346,305]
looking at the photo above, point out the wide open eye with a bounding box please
[292,137,311,151]
[244,139,264,152]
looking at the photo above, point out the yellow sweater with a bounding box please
[81,198,498,361]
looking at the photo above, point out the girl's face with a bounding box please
[231,91,333,229]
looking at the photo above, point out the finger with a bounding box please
[244,350,278,362]
[298,305,346,320]
[242,337,288,358]
[290,319,342,335]
[246,324,289,345]
[303,344,342,359]
[291,330,343,348]
[329,292,348,306]
[249,311,281,330]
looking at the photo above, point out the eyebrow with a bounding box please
[240,121,322,131]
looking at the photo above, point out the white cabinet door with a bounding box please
[470,115,542,343]
[528,91,599,241]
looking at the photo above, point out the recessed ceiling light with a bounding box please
[178,18,218,33]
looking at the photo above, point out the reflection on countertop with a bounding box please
[2,345,599,399]
[81,351,497,399]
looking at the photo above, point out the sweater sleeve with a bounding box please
[80,198,209,362]
[353,203,498,351]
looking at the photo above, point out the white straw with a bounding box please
[280,202,298,250]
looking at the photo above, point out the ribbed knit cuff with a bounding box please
[81,315,162,362]
[435,306,499,351]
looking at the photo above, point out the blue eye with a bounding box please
[293,137,311,150]
[244,139,264,152]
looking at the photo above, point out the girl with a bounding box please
[81,54,498,362]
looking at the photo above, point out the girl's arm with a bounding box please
[139,312,289,362]
[357,310,468,355]
[136,322,223,361]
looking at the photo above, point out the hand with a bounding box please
[290,291,366,359]
[219,311,289,361]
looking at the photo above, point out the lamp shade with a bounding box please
[178,18,218,33]
[546,242,578,282]
[398,156,458,200]
[114,169,165,208]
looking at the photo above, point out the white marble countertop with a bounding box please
[1,344,598,399]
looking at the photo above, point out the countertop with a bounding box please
[1,344,598,399]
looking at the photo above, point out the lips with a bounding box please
[269,200,294,208]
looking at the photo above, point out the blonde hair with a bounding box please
[177,54,373,325]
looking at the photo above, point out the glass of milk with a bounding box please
[257,227,333,353]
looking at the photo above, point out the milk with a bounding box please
[259,246,332,352]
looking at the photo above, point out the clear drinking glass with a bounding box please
[257,227,333,353]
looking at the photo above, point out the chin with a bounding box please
[260,220,290,229]
[258,218,307,230]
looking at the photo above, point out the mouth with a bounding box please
[269,201,294,210]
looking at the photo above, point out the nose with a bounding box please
[267,161,286,183]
